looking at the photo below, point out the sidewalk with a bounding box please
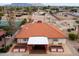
[66,40,79,55]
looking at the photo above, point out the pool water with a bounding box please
[0,19,23,27]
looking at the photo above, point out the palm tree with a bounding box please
[27,7,34,23]
[0,6,4,12]
[6,9,16,33]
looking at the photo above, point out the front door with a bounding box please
[30,45,46,54]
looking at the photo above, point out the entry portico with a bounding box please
[27,37,49,54]
[28,37,48,45]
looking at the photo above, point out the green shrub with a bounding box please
[0,48,7,53]
[0,13,4,20]
[75,21,79,24]
[0,26,14,36]
[0,44,12,53]
[68,33,78,41]
[0,13,4,16]
[67,29,71,32]
[19,18,27,26]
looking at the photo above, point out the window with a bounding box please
[23,39,26,41]
[53,39,58,42]
[23,39,28,42]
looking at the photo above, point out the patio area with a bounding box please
[49,45,64,52]
[9,43,73,56]
[9,44,27,53]
[47,44,73,56]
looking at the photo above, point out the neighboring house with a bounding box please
[0,29,6,48]
[13,21,66,53]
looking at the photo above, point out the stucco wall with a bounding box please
[48,39,66,45]
[58,39,66,44]
[17,38,66,44]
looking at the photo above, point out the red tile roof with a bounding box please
[15,23,65,39]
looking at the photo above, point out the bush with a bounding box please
[0,48,6,53]
[67,29,71,32]
[0,13,4,20]
[0,26,14,36]
[68,33,78,41]
[75,21,79,24]
[0,13,4,16]
[19,18,27,26]
[71,28,75,31]
[0,44,12,53]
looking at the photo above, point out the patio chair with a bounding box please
[20,48,26,52]
[13,48,19,52]
[57,48,64,52]
[51,48,57,52]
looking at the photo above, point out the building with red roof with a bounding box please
[13,22,66,53]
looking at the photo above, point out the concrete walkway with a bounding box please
[66,40,79,56]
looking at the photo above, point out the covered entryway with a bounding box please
[27,37,48,54]
[31,45,47,54]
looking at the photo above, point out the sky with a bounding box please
[0,3,11,6]
[44,3,79,6]
[0,3,79,6]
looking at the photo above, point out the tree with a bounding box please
[32,7,38,12]
[6,10,16,33]
[42,6,48,10]
[27,7,34,23]
[68,33,78,41]
[15,7,22,11]
[0,6,4,12]
[70,9,77,12]
[75,20,79,24]
[8,7,16,11]
[0,13,4,20]
[20,18,27,26]
[49,10,53,14]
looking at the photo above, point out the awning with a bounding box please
[27,37,48,45]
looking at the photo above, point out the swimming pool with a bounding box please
[0,19,23,27]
